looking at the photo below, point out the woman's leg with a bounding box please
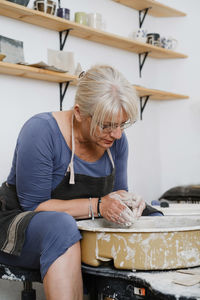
[0,211,82,299]
[43,241,83,300]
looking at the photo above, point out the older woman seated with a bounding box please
[0,65,161,300]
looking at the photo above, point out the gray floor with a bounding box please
[0,281,45,300]
[0,280,90,300]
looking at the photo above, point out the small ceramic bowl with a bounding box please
[0,54,6,61]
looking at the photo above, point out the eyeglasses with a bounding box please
[98,120,132,133]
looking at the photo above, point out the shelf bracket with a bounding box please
[59,28,73,51]
[139,7,152,28]
[140,95,150,120]
[59,81,71,111]
[138,52,149,78]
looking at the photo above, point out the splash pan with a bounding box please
[77,216,200,270]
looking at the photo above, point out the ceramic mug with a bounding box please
[87,13,103,30]
[57,8,70,20]
[34,0,56,15]
[74,12,88,25]
[132,28,147,43]
[48,49,75,74]
[161,36,178,50]
[146,33,161,47]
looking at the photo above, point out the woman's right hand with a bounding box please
[100,190,135,226]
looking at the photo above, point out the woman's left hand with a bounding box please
[115,191,146,218]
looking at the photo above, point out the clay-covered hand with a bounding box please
[118,191,146,218]
[100,191,136,226]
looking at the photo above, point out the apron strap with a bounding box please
[107,148,115,169]
[67,114,75,184]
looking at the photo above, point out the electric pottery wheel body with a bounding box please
[77,216,200,270]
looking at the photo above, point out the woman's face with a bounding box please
[89,110,129,149]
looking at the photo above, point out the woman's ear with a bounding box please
[73,104,82,122]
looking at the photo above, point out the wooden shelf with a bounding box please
[0,61,78,83]
[0,0,187,59]
[0,62,188,100]
[134,85,189,100]
[112,0,186,17]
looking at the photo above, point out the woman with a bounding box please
[0,65,160,300]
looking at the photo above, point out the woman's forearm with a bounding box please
[34,197,98,219]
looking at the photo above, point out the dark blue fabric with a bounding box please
[149,212,163,216]
[7,112,128,211]
[0,211,81,279]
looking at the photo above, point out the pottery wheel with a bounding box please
[77,216,200,270]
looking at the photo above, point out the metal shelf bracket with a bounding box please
[138,7,152,76]
[58,28,73,110]
[139,7,152,28]
[59,28,73,50]
[138,52,149,77]
[140,95,150,120]
[59,81,71,111]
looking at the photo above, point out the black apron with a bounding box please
[0,117,161,256]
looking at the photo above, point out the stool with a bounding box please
[0,263,41,300]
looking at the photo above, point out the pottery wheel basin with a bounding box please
[77,216,200,270]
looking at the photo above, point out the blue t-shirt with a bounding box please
[7,112,128,211]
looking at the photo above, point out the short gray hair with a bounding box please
[75,65,138,135]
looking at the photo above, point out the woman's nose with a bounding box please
[110,126,122,139]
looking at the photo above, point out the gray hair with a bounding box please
[75,65,139,135]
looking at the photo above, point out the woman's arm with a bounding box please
[11,116,58,211]
[34,197,98,219]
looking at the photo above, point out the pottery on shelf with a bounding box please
[6,0,30,7]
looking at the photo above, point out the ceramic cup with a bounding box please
[132,28,147,43]
[34,0,56,15]
[74,12,88,25]
[146,33,161,47]
[48,49,75,74]
[161,36,178,50]
[51,0,56,14]
[57,8,70,20]
[87,13,103,30]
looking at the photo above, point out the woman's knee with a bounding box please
[38,212,81,279]
[43,211,79,239]
[28,211,80,248]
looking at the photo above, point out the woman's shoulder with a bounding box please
[20,112,56,134]
[26,112,54,125]
[16,112,61,149]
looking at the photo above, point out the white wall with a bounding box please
[0,0,199,298]
[155,0,200,193]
